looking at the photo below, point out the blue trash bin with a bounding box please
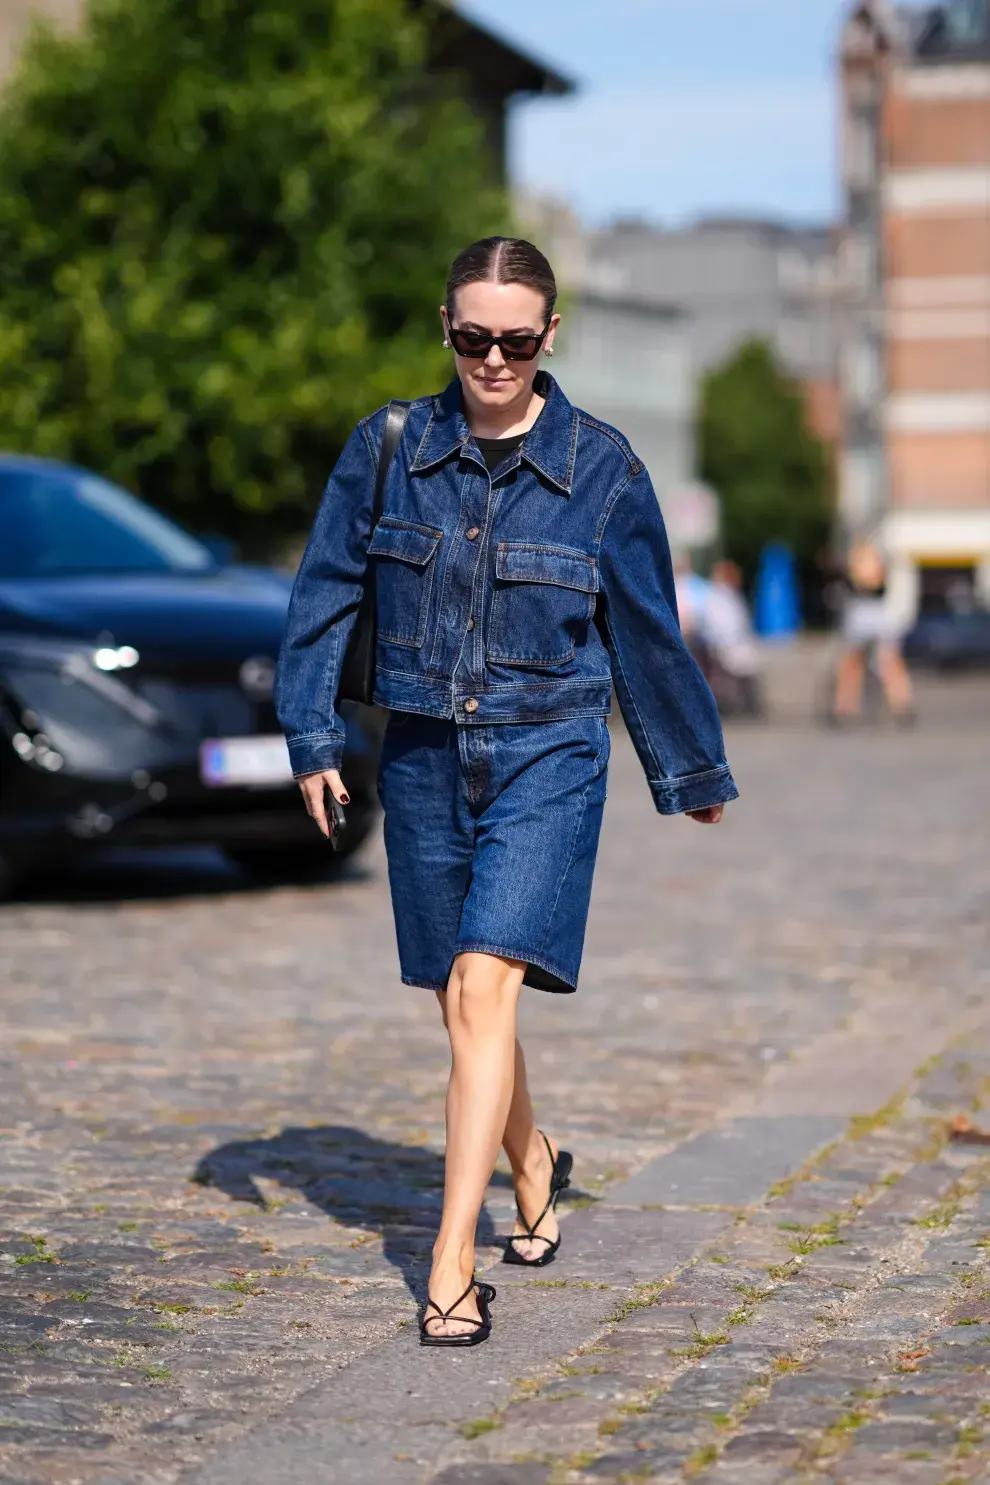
[754,541,800,641]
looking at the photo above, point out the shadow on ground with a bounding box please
[7,846,371,906]
[192,1125,516,1299]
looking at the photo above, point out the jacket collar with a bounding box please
[410,372,578,495]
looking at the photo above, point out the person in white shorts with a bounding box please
[834,543,914,723]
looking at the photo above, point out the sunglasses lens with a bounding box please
[450,330,493,358]
[501,336,542,361]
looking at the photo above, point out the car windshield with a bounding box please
[0,466,213,577]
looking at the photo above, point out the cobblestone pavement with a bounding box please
[1,673,989,1485]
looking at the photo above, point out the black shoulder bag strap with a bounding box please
[337,400,411,706]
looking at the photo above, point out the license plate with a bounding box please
[200,736,294,787]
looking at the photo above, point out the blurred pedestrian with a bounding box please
[701,559,763,718]
[673,554,713,675]
[276,237,738,1348]
[833,541,914,724]
[673,554,710,641]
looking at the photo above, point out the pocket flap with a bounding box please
[495,544,598,594]
[369,519,442,566]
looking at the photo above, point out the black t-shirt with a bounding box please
[475,432,526,473]
[840,573,887,601]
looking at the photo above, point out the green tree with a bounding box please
[697,339,832,587]
[0,0,502,551]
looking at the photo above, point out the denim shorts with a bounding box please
[378,713,610,993]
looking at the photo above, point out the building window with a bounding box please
[918,565,978,618]
[946,0,988,43]
[777,250,811,293]
[846,109,878,191]
[843,337,881,404]
[778,318,814,371]
[841,234,879,295]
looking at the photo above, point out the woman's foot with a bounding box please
[510,1132,561,1262]
[423,1247,481,1339]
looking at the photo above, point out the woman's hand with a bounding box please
[687,805,724,825]
[297,769,349,837]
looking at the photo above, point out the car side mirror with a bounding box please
[200,534,237,567]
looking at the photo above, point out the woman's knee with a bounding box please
[446,953,523,1033]
[876,643,906,676]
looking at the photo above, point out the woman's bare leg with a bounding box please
[435,995,562,1270]
[875,642,914,718]
[501,1039,560,1262]
[834,647,866,719]
[426,951,524,1337]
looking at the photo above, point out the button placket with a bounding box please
[445,462,494,713]
[461,466,495,692]
[430,466,486,681]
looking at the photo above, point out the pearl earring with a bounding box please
[545,344,555,357]
[443,337,451,349]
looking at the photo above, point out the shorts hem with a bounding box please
[400,948,578,995]
[453,942,578,995]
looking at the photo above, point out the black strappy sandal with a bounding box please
[419,1278,496,1348]
[503,1131,573,1268]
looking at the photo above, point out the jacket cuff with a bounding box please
[648,764,739,817]
[286,732,346,778]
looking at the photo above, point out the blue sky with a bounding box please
[458,0,852,228]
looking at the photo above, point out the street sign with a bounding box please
[663,483,721,548]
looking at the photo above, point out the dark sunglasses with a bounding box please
[447,322,551,362]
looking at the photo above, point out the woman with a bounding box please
[833,541,914,723]
[275,237,737,1346]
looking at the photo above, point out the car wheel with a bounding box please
[225,806,376,881]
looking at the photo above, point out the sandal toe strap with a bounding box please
[423,1277,492,1328]
[423,1311,483,1332]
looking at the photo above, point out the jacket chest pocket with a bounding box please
[369,518,442,649]
[487,544,599,667]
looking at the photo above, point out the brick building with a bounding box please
[840,0,990,622]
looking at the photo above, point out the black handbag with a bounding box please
[337,399,411,706]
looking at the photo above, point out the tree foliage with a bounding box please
[697,339,832,586]
[0,0,503,549]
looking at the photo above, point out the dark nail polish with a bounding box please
[341,794,350,805]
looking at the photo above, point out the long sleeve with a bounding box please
[597,467,739,815]
[274,420,377,777]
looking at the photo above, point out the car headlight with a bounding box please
[93,644,140,672]
[0,636,165,777]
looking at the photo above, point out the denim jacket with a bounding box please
[276,373,738,815]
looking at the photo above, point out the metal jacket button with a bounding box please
[466,617,476,631]
[463,697,479,713]
[465,526,480,541]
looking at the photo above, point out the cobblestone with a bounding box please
[1,671,989,1483]
[438,1059,990,1484]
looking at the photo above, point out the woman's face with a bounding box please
[441,280,559,414]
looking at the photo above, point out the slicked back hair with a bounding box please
[446,236,557,321]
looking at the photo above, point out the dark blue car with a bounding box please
[903,608,990,670]
[0,454,380,895]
